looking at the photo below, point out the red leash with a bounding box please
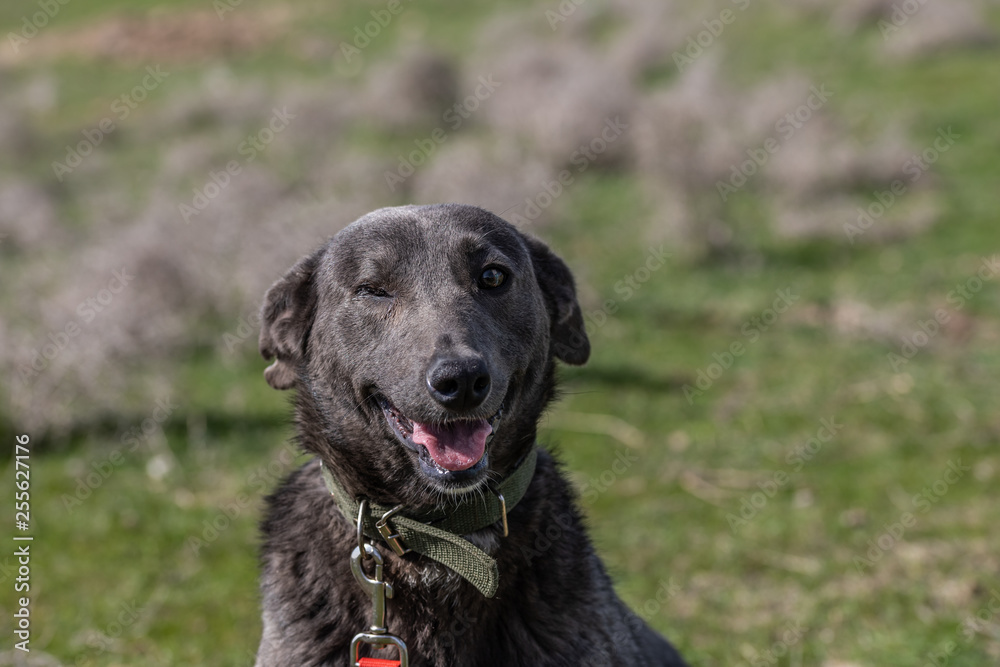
[358,658,401,667]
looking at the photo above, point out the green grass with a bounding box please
[3,0,1000,665]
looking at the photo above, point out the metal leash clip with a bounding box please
[350,501,409,667]
[375,504,412,556]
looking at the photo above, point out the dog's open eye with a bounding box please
[479,268,506,289]
[357,284,392,298]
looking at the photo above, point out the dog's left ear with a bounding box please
[258,247,324,390]
[524,235,590,365]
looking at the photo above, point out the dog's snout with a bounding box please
[426,356,491,410]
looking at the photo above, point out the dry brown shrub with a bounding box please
[605,0,694,77]
[410,137,557,225]
[473,19,638,170]
[352,47,459,130]
[0,8,292,65]
[0,180,63,251]
[631,63,939,245]
[882,1,996,59]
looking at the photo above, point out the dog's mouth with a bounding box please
[377,396,502,483]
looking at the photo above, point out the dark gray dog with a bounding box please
[254,204,687,666]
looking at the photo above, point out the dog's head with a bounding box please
[259,204,588,506]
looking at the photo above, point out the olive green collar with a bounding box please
[320,447,537,598]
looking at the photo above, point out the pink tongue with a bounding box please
[411,419,491,471]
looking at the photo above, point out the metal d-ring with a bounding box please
[357,499,371,560]
[495,491,509,537]
[487,483,509,538]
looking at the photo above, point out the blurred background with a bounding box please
[1,0,999,664]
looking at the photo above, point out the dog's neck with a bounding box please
[317,446,538,598]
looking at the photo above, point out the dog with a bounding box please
[254,204,687,666]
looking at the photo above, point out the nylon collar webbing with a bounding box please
[320,447,538,598]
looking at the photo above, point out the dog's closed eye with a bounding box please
[357,284,393,298]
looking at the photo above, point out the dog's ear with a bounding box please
[259,248,323,390]
[524,235,590,365]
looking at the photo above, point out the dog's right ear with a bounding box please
[523,234,590,366]
[258,248,323,390]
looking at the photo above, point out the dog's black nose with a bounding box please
[426,356,491,411]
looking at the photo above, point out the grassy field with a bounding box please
[2,0,1000,665]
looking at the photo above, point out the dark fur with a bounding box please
[254,204,687,666]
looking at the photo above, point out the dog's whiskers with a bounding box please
[347,392,379,419]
